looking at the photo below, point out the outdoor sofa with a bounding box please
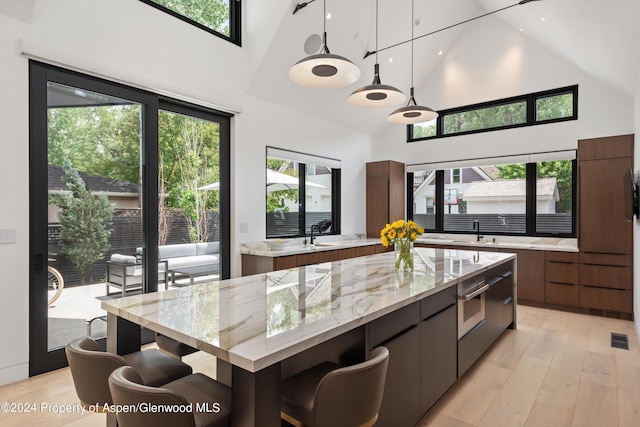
[106,242,220,296]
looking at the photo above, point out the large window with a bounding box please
[410,85,578,142]
[409,152,576,238]
[140,0,241,45]
[266,147,340,239]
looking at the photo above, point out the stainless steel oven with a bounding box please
[457,274,488,339]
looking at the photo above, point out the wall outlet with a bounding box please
[0,228,16,244]
[239,223,248,233]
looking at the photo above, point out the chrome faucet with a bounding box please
[473,220,483,242]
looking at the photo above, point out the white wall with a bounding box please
[372,15,634,162]
[0,14,31,385]
[0,0,373,385]
[231,96,372,278]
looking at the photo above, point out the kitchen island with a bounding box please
[103,248,516,427]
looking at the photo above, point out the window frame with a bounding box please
[265,148,341,239]
[408,85,578,142]
[139,0,242,46]
[407,157,577,239]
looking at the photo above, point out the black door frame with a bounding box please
[29,61,231,375]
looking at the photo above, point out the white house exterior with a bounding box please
[463,178,559,214]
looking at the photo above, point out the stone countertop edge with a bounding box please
[416,238,579,252]
[241,238,383,257]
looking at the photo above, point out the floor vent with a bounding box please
[611,333,629,350]
[589,308,622,319]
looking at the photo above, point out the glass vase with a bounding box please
[394,240,414,272]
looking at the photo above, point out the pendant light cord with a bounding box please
[375,0,379,64]
[364,0,539,59]
[410,0,414,89]
[323,0,329,53]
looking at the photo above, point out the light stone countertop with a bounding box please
[241,233,578,257]
[102,248,515,372]
[241,234,382,257]
[417,234,578,252]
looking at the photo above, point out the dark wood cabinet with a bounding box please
[366,160,405,238]
[241,244,381,276]
[545,251,579,307]
[510,249,545,303]
[577,134,634,316]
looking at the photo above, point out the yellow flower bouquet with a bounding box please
[380,220,424,271]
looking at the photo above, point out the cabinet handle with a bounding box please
[459,283,490,301]
[502,296,513,305]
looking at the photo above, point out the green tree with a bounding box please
[159,112,220,242]
[150,0,230,35]
[496,161,573,213]
[48,105,141,184]
[50,160,115,284]
[266,158,298,212]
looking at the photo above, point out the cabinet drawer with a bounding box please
[375,245,393,254]
[579,264,632,290]
[546,251,579,263]
[579,252,632,267]
[355,245,376,257]
[273,255,298,271]
[545,261,579,285]
[579,286,632,313]
[296,251,332,266]
[545,282,579,307]
[420,285,456,320]
[369,302,420,349]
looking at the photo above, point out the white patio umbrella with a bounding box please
[198,169,326,192]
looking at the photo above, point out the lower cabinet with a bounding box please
[372,287,458,427]
[459,261,515,377]
[420,305,457,414]
[375,326,422,427]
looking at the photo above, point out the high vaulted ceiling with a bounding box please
[246,0,640,133]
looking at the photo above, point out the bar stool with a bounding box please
[65,337,193,410]
[280,346,390,427]
[109,365,231,427]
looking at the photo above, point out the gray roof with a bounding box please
[48,164,139,195]
[463,178,558,200]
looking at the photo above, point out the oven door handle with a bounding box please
[459,282,489,301]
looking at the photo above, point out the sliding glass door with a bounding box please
[29,62,230,375]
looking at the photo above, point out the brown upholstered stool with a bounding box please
[109,365,231,427]
[156,333,198,359]
[65,337,192,410]
[281,346,390,427]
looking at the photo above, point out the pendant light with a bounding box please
[388,0,438,124]
[348,0,406,108]
[289,0,361,88]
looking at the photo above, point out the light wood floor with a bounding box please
[0,305,638,426]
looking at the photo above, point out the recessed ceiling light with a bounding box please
[438,50,443,56]
[388,58,393,63]
[540,16,546,22]
[326,12,331,19]
[519,28,524,32]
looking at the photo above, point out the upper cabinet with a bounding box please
[366,161,406,238]
[578,135,634,255]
